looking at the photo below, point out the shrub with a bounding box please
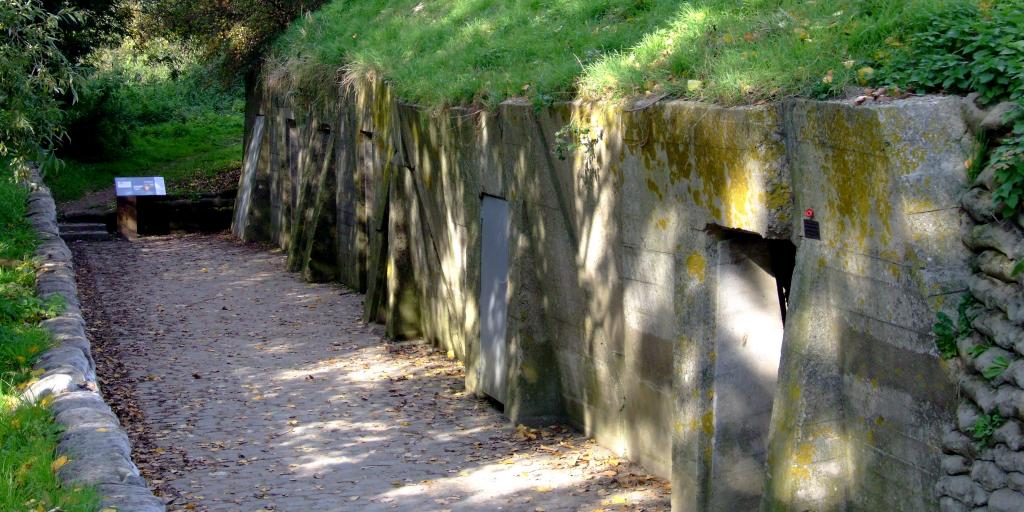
[0,0,79,178]
[59,37,243,162]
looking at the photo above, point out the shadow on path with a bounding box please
[73,233,670,512]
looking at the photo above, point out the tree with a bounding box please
[0,0,79,177]
[42,0,129,63]
[139,0,327,76]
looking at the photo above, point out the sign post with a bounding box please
[115,177,166,240]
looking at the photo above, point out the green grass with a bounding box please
[0,178,99,511]
[270,0,972,107]
[48,112,244,203]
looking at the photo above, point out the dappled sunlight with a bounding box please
[78,233,669,510]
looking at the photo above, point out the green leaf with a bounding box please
[983,356,1011,380]
[968,343,992,359]
[1012,259,1024,277]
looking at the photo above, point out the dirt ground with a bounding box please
[72,233,670,512]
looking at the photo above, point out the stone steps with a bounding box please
[59,222,113,242]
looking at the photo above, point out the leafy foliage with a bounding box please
[41,0,129,63]
[882,3,1024,105]
[139,0,326,76]
[59,37,243,162]
[989,131,1024,217]
[972,413,1005,447]
[933,312,957,359]
[967,342,992,359]
[0,0,79,178]
[983,356,1011,380]
[934,294,981,359]
[880,3,1024,216]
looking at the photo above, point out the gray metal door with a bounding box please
[479,196,510,404]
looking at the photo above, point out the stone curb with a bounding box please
[20,170,166,511]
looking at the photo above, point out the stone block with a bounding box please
[993,421,1024,452]
[944,455,972,475]
[973,460,1010,491]
[994,445,1024,473]
[936,475,989,506]
[944,429,978,458]
[96,483,166,512]
[1008,472,1024,493]
[940,496,971,512]
[989,488,1024,512]
[51,391,113,416]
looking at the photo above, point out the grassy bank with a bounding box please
[48,113,244,203]
[0,179,98,511]
[269,0,972,106]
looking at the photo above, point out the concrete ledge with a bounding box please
[20,170,165,511]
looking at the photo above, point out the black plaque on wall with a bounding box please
[803,218,821,240]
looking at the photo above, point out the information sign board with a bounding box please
[114,177,166,197]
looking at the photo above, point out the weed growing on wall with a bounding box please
[972,413,1005,447]
[983,356,1011,380]
[990,131,1024,216]
[933,312,958,359]
[933,294,980,359]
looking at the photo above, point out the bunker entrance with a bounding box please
[710,229,795,510]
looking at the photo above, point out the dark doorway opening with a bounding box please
[768,239,797,324]
[708,227,797,511]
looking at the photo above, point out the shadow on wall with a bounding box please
[232,76,972,512]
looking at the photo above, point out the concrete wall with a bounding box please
[234,77,973,511]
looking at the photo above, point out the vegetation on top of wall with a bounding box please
[0,179,98,511]
[268,0,970,107]
[878,2,1023,217]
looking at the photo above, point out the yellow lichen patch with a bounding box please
[903,197,937,214]
[701,411,715,435]
[793,442,815,465]
[767,182,792,212]
[656,218,668,230]
[686,252,706,282]
[521,362,538,383]
[797,110,884,247]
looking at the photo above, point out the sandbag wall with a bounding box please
[234,75,976,512]
[936,120,1024,511]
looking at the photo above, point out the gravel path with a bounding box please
[72,233,670,512]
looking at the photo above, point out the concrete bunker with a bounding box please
[708,227,795,510]
[235,79,973,512]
